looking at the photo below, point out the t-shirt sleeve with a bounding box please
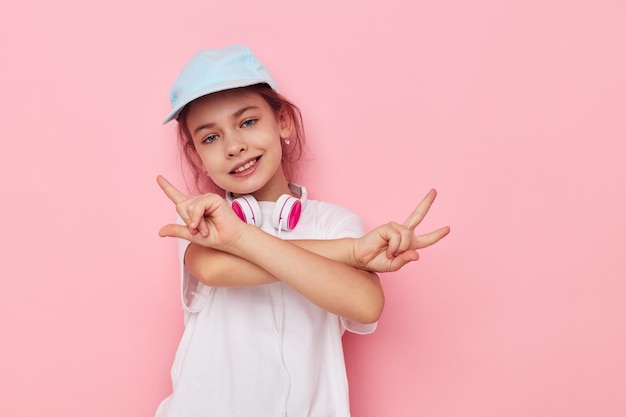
[320,204,379,335]
[176,216,212,315]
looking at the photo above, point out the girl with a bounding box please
[155,45,449,417]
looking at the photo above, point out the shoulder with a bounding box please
[306,199,358,220]
[303,199,366,239]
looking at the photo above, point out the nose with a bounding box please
[225,133,247,157]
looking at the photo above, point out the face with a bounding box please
[185,88,293,201]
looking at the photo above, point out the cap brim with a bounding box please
[162,79,272,124]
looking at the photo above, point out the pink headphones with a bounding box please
[225,184,307,231]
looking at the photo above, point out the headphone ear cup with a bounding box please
[231,195,262,227]
[272,194,302,231]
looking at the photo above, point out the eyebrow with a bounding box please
[192,105,260,136]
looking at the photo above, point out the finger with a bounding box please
[402,189,438,230]
[159,223,194,241]
[186,198,209,229]
[185,194,219,232]
[196,217,210,238]
[388,250,420,272]
[386,230,401,259]
[394,224,415,256]
[412,226,451,249]
[385,223,412,258]
[157,175,189,205]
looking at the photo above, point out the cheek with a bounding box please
[271,138,284,161]
[194,148,220,174]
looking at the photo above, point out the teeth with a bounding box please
[234,158,257,173]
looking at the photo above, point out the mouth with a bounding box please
[231,156,260,174]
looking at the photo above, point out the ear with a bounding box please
[277,107,294,139]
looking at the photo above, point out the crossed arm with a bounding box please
[157,176,450,324]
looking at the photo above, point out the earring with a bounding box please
[284,138,291,145]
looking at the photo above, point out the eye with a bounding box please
[241,119,257,128]
[202,134,219,144]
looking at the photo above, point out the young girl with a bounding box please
[155,45,449,417]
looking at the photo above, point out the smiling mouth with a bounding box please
[231,157,260,174]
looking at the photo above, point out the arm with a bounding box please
[157,176,449,323]
[182,186,449,289]
[217,226,384,324]
[177,224,383,324]
[184,238,359,288]
[185,215,448,287]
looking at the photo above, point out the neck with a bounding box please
[236,168,293,202]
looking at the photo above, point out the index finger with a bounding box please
[157,175,189,204]
[402,188,438,230]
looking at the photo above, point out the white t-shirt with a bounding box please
[156,196,376,417]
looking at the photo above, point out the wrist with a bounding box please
[349,237,364,269]
[221,222,257,256]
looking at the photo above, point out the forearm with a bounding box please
[185,232,383,323]
[226,226,384,324]
[185,237,359,287]
[292,238,358,267]
[185,243,279,287]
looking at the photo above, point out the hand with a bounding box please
[352,189,450,273]
[156,175,247,250]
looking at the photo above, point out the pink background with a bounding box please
[1,0,625,416]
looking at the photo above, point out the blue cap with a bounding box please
[163,45,277,124]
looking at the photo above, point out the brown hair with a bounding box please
[176,84,306,194]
